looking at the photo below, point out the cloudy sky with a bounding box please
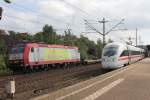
[0,0,150,45]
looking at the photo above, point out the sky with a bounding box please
[0,0,150,45]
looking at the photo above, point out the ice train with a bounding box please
[102,42,145,69]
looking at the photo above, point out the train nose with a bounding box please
[102,57,117,62]
[102,57,118,69]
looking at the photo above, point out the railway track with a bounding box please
[0,63,110,100]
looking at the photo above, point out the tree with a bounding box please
[9,31,32,42]
[96,39,103,58]
[42,24,57,44]
[63,30,75,45]
[0,36,8,70]
[74,35,100,59]
[0,38,6,54]
[34,32,43,42]
[9,31,17,40]
[108,38,113,43]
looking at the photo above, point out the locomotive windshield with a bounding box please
[103,46,118,57]
[10,47,24,54]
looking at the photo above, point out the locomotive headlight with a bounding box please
[112,58,115,62]
[112,58,117,62]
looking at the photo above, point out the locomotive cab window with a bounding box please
[120,50,129,57]
[103,46,118,57]
[31,48,34,52]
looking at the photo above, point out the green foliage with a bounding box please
[0,55,12,76]
[0,38,10,73]
[63,30,76,46]
[0,55,6,70]
[34,32,43,42]
[0,54,11,75]
[9,31,33,41]
[42,24,57,44]
[96,39,103,58]
[0,38,6,54]
[108,38,113,43]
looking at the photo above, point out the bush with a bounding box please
[0,55,6,69]
[0,55,12,75]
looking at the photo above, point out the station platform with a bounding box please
[31,58,150,100]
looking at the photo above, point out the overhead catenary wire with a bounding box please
[1,3,70,33]
[0,24,30,32]
[4,14,44,25]
[11,3,68,24]
[60,0,101,22]
[2,0,122,38]
[60,0,90,18]
[3,2,85,33]
[84,19,102,35]
[0,7,64,32]
[59,0,108,32]
[3,1,102,30]
[105,18,125,35]
[2,14,50,31]
[2,14,80,35]
[84,18,126,47]
[1,14,57,33]
[2,3,68,26]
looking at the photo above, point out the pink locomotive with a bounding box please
[9,43,80,71]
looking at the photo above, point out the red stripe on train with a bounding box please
[28,59,80,66]
[119,55,143,61]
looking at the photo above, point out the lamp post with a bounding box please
[4,0,11,3]
[0,0,11,20]
[0,7,2,20]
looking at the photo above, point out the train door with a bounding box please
[30,47,39,63]
[127,47,131,64]
[34,48,39,63]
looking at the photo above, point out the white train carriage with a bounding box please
[102,42,145,69]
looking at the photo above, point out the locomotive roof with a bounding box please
[26,43,78,49]
[105,42,125,47]
[105,42,145,51]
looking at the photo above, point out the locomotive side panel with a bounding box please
[127,45,144,63]
[8,43,80,70]
[118,46,129,66]
[28,45,80,66]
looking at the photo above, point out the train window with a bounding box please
[11,48,18,54]
[131,51,140,55]
[18,47,24,53]
[103,47,118,57]
[31,48,34,52]
[120,50,129,57]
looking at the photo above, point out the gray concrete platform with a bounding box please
[31,58,150,100]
